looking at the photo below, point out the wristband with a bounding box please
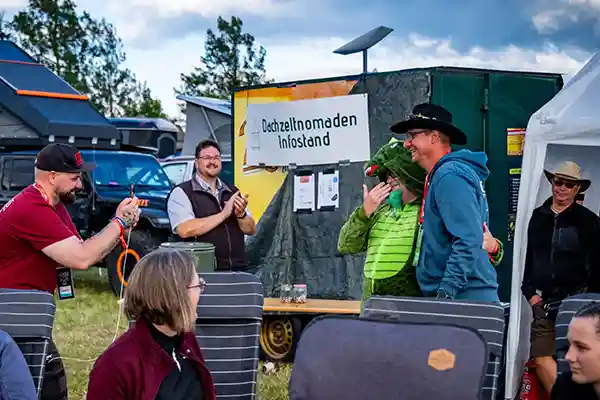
[112,216,127,230]
[237,211,247,219]
[111,217,127,249]
[491,239,499,255]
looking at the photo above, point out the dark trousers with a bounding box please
[41,339,68,400]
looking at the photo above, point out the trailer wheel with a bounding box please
[260,316,302,362]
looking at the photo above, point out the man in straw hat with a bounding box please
[390,103,500,303]
[337,137,504,306]
[522,160,600,394]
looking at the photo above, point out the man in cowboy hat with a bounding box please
[391,103,500,303]
[337,137,505,306]
[521,160,600,394]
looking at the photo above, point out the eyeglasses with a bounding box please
[405,130,431,141]
[198,155,221,162]
[553,178,577,189]
[188,277,206,293]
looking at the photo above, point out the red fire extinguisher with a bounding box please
[519,359,549,400]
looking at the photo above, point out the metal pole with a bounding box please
[362,50,368,74]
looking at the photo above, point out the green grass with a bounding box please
[53,268,290,399]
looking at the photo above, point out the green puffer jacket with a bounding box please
[338,201,505,302]
[338,201,422,300]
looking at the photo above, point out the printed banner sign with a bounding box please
[244,93,371,166]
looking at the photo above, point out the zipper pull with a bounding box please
[172,349,181,371]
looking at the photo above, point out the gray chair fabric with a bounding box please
[362,296,506,400]
[288,315,488,400]
[0,288,56,397]
[555,293,600,373]
[196,272,264,400]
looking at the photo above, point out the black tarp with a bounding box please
[245,70,431,300]
[0,40,120,149]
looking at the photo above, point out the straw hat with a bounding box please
[543,161,591,192]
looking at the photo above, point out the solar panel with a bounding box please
[0,40,36,63]
[26,96,109,125]
[0,61,81,96]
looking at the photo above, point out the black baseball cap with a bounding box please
[35,143,96,173]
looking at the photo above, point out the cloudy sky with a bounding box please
[2,0,599,116]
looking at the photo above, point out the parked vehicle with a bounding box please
[160,154,234,186]
[108,116,180,159]
[0,150,173,295]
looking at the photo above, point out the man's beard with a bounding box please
[58,189,77,204]
[204,165,220,177]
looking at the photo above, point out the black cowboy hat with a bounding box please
[390,103,467,146]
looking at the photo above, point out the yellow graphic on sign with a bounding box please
[233,80,358,221]
[428,348,456,371]
[507,128,526,156]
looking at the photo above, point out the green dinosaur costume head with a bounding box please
[364,138,426,198]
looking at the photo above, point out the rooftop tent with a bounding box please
[108,117,180,158]
[176,95,232,156]
[505,53,600,398]
[0,40,120,150]
[177,95,232,116]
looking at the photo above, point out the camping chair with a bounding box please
[288,315,488,400]
[196,272,264,400]
[0,288,56,398]
[362,296,506,400]
[555,293,600,374]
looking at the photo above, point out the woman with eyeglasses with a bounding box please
[87,248,215,400]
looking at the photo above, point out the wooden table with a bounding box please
[263,297,361,315]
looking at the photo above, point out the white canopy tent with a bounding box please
[505,53,600,398]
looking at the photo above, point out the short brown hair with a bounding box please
[195,139,221,158]
[124,248,197,332]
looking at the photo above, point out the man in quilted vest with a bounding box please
[337,138,504,303]
[167,140,256,271]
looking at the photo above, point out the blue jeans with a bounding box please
[0,329,37,400]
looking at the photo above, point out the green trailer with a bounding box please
[426,67,563,301]
[233,66,563,361]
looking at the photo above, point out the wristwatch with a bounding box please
[436,291,452,300]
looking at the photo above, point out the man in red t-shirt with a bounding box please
[0,143,141,400]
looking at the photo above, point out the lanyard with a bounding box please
[32,183,77,299]
[418,152,450,225]
[419,173,430,225]
[33,183,51,206]
[33,183,125,248]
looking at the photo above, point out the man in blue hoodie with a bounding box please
[391,103,500,303]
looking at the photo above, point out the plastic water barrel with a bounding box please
[159,242,217,273]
